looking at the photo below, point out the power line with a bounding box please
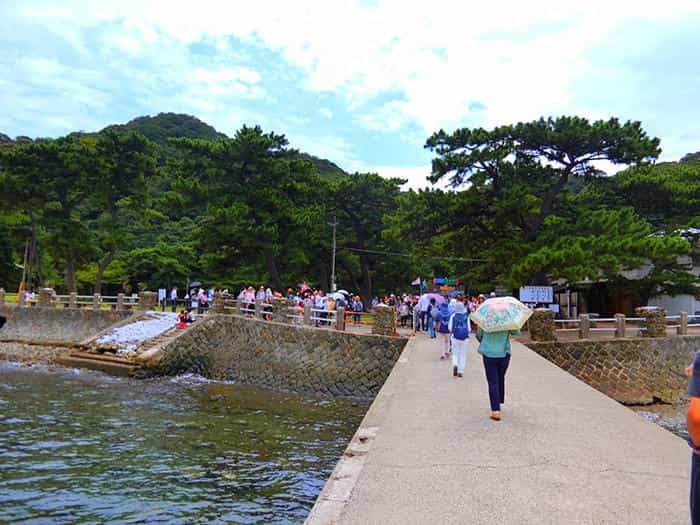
[339,246,487,263]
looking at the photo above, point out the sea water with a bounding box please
[0,362,367,524]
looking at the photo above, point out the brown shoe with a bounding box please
[458,373,463,378]
[453,366,458,376]
[490,412,501,421]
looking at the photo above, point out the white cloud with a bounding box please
[371,165,434,191]
[3,0,700,163]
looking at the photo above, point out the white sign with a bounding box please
[519,286,553,304]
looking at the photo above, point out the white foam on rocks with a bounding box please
[96,312,179,354]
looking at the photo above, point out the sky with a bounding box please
[1,0,700,189]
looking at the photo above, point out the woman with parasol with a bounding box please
[471,296,532,421]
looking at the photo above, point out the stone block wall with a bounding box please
[527,335,700,404]
[0,341,71,365]
[149,314,408,398]
[0,306,133,344]
[528,308,556,341]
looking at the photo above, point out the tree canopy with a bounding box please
[0,113,697,309]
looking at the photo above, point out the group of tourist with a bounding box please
[414,291,517,423]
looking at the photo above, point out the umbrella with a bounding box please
[189,281,203,288]
[336,289,350,296]
[471,296,533,333]
[330,292,346,300]
[425,293,446,304]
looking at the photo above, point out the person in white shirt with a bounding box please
[417,294,429,332]
[314,290,328,326]
[170,287,178,312]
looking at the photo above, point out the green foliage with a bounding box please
[511,207,693,294]
[599,159,700,230]
[0,221,19,286]
[0,113,696,306]
[415,116,694,296]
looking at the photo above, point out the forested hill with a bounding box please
[102,113,226,145]
[106,113,348,179]
[0,112,349,179]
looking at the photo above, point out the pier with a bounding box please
[308,334,690,524]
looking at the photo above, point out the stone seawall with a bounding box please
[0,306,133,344]
[147,314,408,398]
[0,341,71,365]
[526,335,700,404]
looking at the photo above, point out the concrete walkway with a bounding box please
[307,333,691,524]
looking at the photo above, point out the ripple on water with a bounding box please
[0,365,368,523]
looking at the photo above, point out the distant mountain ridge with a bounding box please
[1,112,349,179]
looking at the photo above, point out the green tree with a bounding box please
[0,138,95,290]
[424,116,664,287]
[171,125,322,290]
[601,158,700,230]
[87,130,156,294]
[329,172,405,306]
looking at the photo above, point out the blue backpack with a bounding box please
[452,313,469,340]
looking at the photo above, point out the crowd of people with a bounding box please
[409,290,517,423]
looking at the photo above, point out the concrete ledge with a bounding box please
[0,306,133,344]
[306,336,418,524]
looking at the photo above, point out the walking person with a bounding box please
[417,293,429,331]
[427,298,437,338]
[436,301,451,359]
[170,286,178,312]
[448,302,470,377]
[477,326,519,421]
[686,351,700,524]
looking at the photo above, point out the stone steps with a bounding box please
[136,329,178,352]
[55,352,137,377]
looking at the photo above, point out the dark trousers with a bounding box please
[420,311,428,331]
[692,453,700,525]
[482,354,511,412]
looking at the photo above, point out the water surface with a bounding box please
[0,362,367,524]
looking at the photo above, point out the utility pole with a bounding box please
[329,216,338,292]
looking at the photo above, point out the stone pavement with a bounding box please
[307,333,691,524]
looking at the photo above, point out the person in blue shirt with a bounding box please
[436,301,451,359]
[426,298,437,339]
[476,327,520,421]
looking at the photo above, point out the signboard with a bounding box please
[519,286,553,304]
[433,277,460,286]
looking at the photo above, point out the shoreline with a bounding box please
[631,401,689,440]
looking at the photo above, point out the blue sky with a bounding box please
[1,1,700,188]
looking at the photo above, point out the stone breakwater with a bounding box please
[142,314,408,398]
[527,335,700,404]
[0,306,133,344]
